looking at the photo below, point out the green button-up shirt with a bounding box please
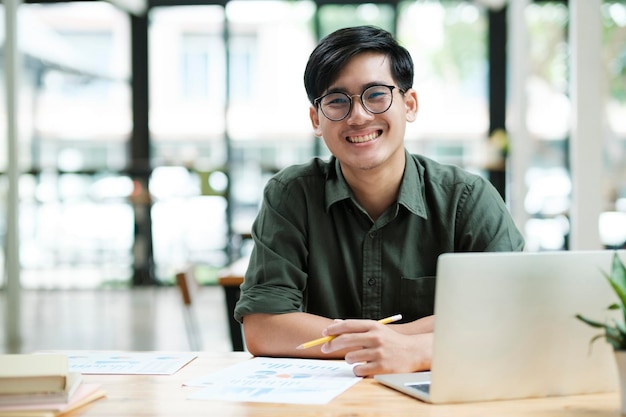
[234,151,524,323]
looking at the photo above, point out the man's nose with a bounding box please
[346,95,372,121]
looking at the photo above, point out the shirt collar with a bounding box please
[324,150,427,219]
[398,150,428,219]
[325,157,352,211]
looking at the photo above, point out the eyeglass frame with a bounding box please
[313,84,400,122]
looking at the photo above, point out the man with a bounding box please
[234,25,524,377]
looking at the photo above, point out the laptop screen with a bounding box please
[424,250,621,403]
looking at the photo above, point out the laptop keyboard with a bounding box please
[406,382,431,394]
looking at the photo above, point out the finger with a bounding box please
[320,333,364,354]
[344,348,373,365]
[320,335,350,353]
[322,319,347,337]
[352,361,384,378]
[326,318,379,335]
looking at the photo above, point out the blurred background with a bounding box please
[0,0,625,291]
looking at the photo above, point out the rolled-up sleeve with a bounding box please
[234,175,310,323]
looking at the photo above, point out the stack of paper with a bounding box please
[0,354,105,417]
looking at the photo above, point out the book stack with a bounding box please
[0,354,105,417]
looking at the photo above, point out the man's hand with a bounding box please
[319,317,433,377]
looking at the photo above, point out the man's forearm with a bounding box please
[242,312,349,359]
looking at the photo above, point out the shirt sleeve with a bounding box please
[454,175,525,252]
[233,176,310,323]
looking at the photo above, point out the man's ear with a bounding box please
[404,89,419,123]
[310,105,323,136]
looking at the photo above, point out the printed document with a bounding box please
[185,357,361,404]
[61,351,197,375]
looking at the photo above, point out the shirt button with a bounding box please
[369,231,376,238]
[368,278,376,286]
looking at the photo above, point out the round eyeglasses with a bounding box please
[314,84,396,122]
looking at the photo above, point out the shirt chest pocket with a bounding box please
[398,276,436,320]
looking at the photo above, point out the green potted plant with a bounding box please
[576,251,626,413]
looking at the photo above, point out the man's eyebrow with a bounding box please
[322,86,346,94]
[324,81,391,95]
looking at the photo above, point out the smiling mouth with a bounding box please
[346,130,382,143]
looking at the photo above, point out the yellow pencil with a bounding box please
[296,314,403,350]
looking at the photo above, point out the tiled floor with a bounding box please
[0,286,234,354]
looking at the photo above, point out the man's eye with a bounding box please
[326,96,349,106]
[366,91,386,101]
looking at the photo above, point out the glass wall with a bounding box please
[1,2,133,288]
[147,2,317,282]
[148,5,229,282]
[318,3,396,36]
[522,1,571,251]
[3,0,625,289]
[601,1,626,248]
[398,0,488,168]
[522,1,626,251]
[224,0,317,245]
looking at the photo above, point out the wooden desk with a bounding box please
[69,352,619,416]
[218,257,248,352]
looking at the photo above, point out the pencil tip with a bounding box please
[295,345,304,350]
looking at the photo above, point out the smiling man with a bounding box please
[234,25,524,377]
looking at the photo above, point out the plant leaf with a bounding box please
[604,253,626,310]
[576,252,626,350]
[605,325,625,350]
[583,333,607,355]
[575,314,609,329]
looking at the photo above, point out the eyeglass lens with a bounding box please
[318,85,394,121]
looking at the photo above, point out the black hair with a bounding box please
[304,25,414,105]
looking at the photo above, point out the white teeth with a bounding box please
[347,132,378,143]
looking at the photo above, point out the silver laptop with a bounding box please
[375,250,622,404]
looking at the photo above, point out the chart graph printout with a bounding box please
[62,351,197,375]
[185,357,362,404]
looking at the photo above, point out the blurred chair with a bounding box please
[217,256,248,352]
[175,268,203,351]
